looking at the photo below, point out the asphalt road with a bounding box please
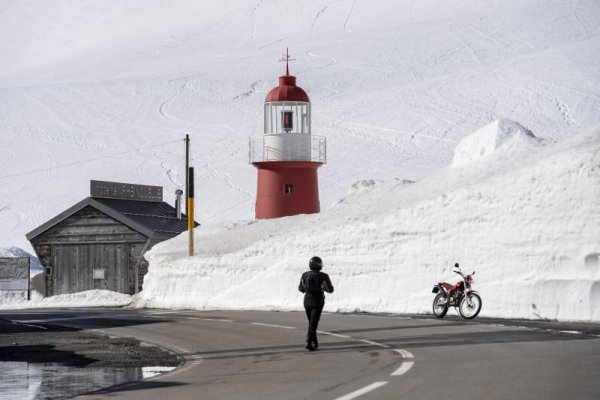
[3,308,600,400]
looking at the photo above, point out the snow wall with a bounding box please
[136,120,600,322]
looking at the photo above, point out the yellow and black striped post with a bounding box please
[188,166,194,256]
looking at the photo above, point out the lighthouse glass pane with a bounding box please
[264,103,310,134]
[282,111,293,132]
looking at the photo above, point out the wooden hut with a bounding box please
[26,180,196,297]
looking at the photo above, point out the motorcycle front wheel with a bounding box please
[459,293,482,319]
[432,293,448,318]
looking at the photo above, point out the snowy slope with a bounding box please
[136,121,600,322]
[0,1,599,321]
[1,0,600,252]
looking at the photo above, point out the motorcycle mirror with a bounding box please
[472,271,476,275]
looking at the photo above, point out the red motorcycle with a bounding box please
[432,264,482,319]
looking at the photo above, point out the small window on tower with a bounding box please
[282,111,293,132]
[284,184,293,194]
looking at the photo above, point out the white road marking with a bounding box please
[251,322,297,330]
[200,318,234,322]
[317,330,389,348]
[317,331,390,349]
[391,348,415,376]
[317,330,351,339]
[334,381,389,400]
[395,349,414,358]
[391,361,415,376]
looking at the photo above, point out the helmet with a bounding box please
[309,256,323,271]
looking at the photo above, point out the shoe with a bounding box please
[306,342,316,351]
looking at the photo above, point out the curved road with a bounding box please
[5,308,600,400]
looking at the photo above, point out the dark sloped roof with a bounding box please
[26,197,198,241]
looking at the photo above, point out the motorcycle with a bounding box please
[432,266,482,319]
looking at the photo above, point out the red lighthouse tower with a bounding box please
[249,51,326,219]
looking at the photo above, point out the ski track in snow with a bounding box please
[234,80,264,100]
[555,99,575,126]
[343,0,357,32]
[249,0,265,43]
[311,5,329,27]
[2,125,116,153]
[159,96,190,124]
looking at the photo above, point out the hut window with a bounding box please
[93,268,105,280]
[45,267,52,276]
[284,184,293,194]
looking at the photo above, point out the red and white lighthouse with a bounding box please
[249,51,326,219]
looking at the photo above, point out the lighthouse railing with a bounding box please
[249,135,326,164]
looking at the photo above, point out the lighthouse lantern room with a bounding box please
[249,50,326,219]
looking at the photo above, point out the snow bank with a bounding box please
[452,119,538,167]
[135,125,600,322]
[0,289,131,310]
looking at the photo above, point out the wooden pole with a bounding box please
[188,167,194,256]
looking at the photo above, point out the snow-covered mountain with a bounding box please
[0,246,42,272]
[1,0,599,252]
[1,1,599,320]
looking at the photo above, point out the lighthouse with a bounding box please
[249,50,326,219]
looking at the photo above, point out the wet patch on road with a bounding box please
[0,319,181,398]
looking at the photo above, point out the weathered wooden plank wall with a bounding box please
[31,206,152,296]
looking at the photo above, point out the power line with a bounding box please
[0,139,182,180]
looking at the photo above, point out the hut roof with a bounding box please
[26,197,197,241]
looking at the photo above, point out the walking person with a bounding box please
[298,256,334,351]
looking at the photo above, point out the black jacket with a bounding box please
[298,270,334,299]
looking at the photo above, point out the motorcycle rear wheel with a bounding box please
[432,293,448,318]
[459,293,482,319]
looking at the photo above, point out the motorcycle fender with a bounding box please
[466,290,480,295]
[432,284,446,294]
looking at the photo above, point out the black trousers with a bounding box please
[304,297,324,344]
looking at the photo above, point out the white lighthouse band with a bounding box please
[249,100,326,163]
[249,134,326,163]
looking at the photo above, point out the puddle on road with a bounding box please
[0,361,176,399]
